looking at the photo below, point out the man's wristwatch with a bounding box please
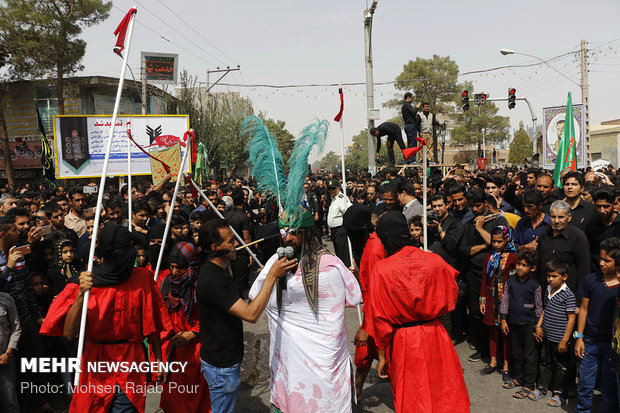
[572,331,584,339]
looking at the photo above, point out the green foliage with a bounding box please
[177,71,253,177]
[509,124,533,164]
[384,55,461,116]
[313,151,341,171]
[451,85,510,151]
[342,128,402,171]
[0,0,111,113]
[262,118,295,168]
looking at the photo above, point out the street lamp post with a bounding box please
[500,48,579,157]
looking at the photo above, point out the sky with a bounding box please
[77,0,620,161]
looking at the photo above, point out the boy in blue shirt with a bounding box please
[574,237,620,413]
[531,259,577,406]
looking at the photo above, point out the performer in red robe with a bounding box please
[159,242,211,413]
[366,211,470,413]
[353,231,386,399]
[40,223,172,413]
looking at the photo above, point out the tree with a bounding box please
[385,55,465,160]
[262,118,295,169]
[313,151,341,171]
[177,72,253,177]
[0,0,111,114]
[509,122,533,164]
[451,86,510,156]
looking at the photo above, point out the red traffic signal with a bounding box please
[508,88,516,109]
[462,90,469,97]
[461,90,470,111]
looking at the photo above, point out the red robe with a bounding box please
[354,232,386,369]
[159,304,211,413]
[366,246,470,413]
[40,267,172,413]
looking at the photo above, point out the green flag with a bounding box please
[553,92,577,188]
[194,142,208,184]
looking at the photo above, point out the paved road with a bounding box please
[145,240,600,412]
[147,303,602,412]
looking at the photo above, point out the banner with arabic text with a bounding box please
[52,115,190,179]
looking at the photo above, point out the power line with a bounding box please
[206,52,578,89]
[155,0,238,66]
[111,5,215,66]
[131,1,222,66]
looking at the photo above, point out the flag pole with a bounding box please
[186,176,264,268]
[127,121,132,232]
[423,142,428,251]
[154,132,193,281]
[74,7,137,387]
[336,82,362,326]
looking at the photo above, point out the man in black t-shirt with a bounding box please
[225,189,253,295]
[197,219,295,413]
[370,122,406,166]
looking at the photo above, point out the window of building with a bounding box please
[36,98,58,132]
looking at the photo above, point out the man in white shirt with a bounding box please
[327,179,352,267]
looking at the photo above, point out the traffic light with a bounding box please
[479,93,487,105]
[508,88,516,109]
[474,94,480,106]
[461,90,469,111]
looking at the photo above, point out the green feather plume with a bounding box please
[284,119,329,223]
[242,116,287,211]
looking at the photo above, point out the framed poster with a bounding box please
[542,104,586,169]
[52,114,190,179]
[141,52,178,85]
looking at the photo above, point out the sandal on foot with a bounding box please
[528,389,546,401]
[513,387,533,399]
[503,378,521,389]
[547,395,565,407]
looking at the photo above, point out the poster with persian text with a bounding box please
[52,115,190,179]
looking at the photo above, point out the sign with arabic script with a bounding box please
[141,52,178,85]
[52,115,190,179]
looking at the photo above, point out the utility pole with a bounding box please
[364,1,378,174]
[580,39,591,165]
[141,58,147,115]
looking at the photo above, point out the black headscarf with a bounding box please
[87,222,137,287]
[147,224,167,268]
[376,211,414,256]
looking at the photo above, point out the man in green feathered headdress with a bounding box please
[250,207,362,412]
[246,116,362,412]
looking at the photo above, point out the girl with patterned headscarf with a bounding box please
[158,242,211,413]
[480,225,518,382]
[48,237,82,297]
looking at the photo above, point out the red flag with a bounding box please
[402,137,427,160]
[334,88,344,122]
[183,130,197,163]
[186,173,198,198]
[113,8,137,55]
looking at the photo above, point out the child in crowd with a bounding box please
[574,237,620,412]
[47,238,81,297]
[30,272,51,317]
[135,244,147,267]
[480,226,517,382]
[408,216,423,247]
[531,259,576,406]
[500,249,542,399]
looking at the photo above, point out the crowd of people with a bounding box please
[0,160,619,412]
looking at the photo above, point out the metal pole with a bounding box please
[422,143,428,251]
[74,8,137,387]
[580,39,591,166]
[187,177,264,268]
[482,128,486,160]
[364,4,377,174]
[153,132,193,281]
[127,122,132,232]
